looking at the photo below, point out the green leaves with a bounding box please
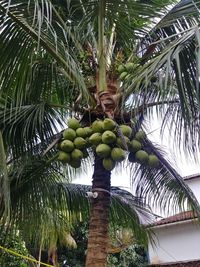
[130,138,200,216]
[2,153,154,247]
[8,156,69,246]
[0,101,64,158]
[122,1,200,154]
[0,0,89,104]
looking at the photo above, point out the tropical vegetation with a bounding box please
[53,221,148,267]
[0,228,29,267]
[1,0,200,266]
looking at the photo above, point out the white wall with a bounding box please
[148,221,200,264]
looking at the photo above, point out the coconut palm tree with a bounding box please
[2,158,154,266]
[1,0,200,266]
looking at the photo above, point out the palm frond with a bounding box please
[158,0,200,27]
[121,1,200,154]
[61,183,154,245]
[0,101,65,158]
[6,156,71,247]
[109,187,154,245]
[127,96,199,157]
[2,149,155,247]
[160,100,200,157]
[0,0,89,104]
[130,138,200,216]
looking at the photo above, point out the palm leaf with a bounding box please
[0,0,178,105]
[60,183,154,245]
[0,0,89,104]
[0,101,65,158]
[0,155,155,247]
[6,155,74,247]
[109,187,154,245]
[129,138,200,216]
[121,1,200,154]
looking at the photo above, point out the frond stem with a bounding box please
[0,130,10,219]
[46,153,59,165]
[98,0,107,92]
[137,26,197,54]
[131,99,179,116]
[107,23,116,68]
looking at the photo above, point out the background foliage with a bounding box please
[0,228,29,267]
[57,222,148,267]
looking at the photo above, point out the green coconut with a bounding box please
[92,120,104,133]
[129,139,142,153]
[63,128,76,141]
[124,74,131,81]
[102,131,116,144]
[103,118,116,131]
[135,131,146,141]
[117,65,126,73]
[135,150,149,164]
[67,118,80,130]
[60,140,74,152]
[111,147,126,162]
[89,133,102,146]
[148,155,159,167]
[84,127,93,137]
[69,160,81,169]
[96,144,111,158]
[74,137,87,149]
[71,149,83,161]
[103,158,115,171]
[128,152,136,163]
[57,151,71,163]
[76,127,87,137]
[119,71,128,80]
[116,136,130,149]
[120,125,132,138]
[125,62,135,72]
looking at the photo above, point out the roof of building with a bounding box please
[183,173,200,181]
[154,211,197,226]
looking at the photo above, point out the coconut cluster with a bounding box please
[56,118,90,169]
[118,62,137,81]
[56,118,160,170]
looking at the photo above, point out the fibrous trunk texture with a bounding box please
[85,155,111,267]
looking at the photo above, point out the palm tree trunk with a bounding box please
[85,155,111,267]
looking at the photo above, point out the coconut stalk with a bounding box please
[98,0,107,92]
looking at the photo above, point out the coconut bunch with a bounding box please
[118,62,139,81]
[127,131,160,168]
[56,118,92,169]
[56,117,160,170]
